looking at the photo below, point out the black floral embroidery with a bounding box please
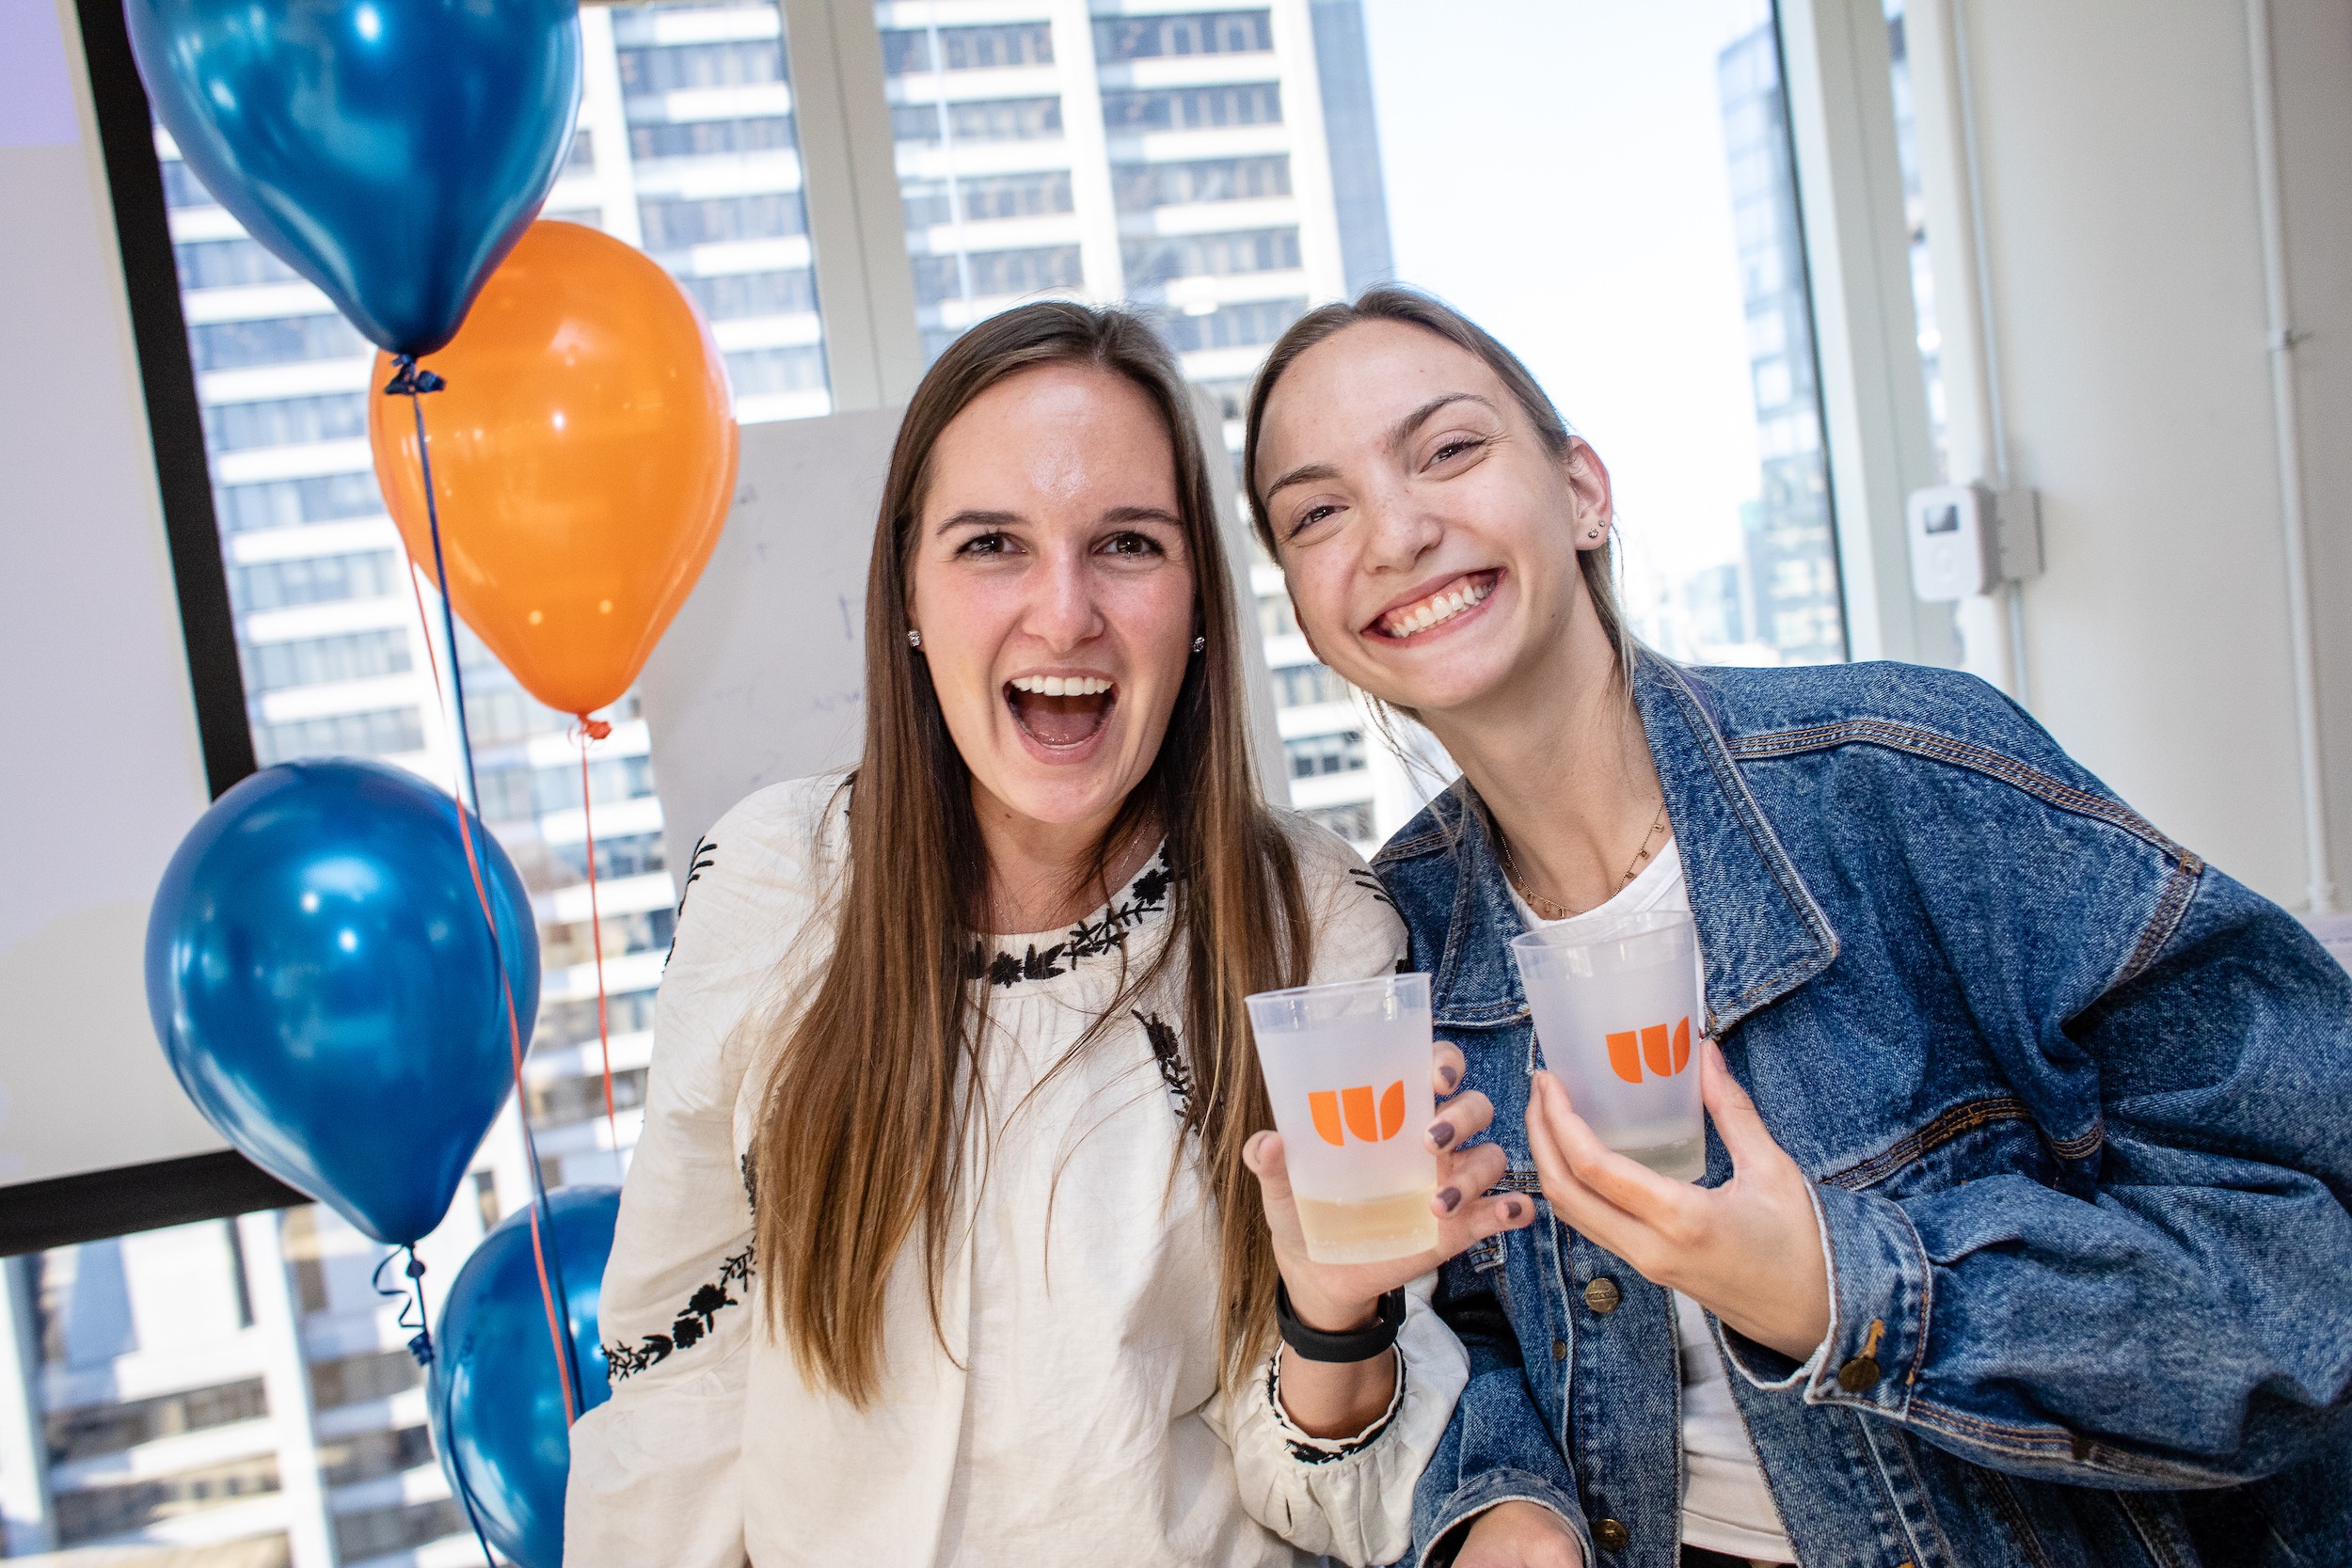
[739,1151,756,1217]
[1346,866,1397,912]
[966,941,1071,987]
[1128,861,1173,910]
[602,1244,753,1381]
[664,835,718,968]
[965,849,1174,989]
[678,835,718,910]
[1135,1010,1190,1115]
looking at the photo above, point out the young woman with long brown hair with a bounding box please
[563,302,1534,1566]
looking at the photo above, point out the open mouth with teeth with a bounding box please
[1373,570,1500,641]
[1006,673,1117,751]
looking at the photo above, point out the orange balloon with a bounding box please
[370,220,738,719]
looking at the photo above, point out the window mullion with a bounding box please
[777,0,924,409]
[1777,0,1955,666]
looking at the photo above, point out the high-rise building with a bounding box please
[885,0,1405,848]
[9,4,1395,1561]
[1720,22,1846,665]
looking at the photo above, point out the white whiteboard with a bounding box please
[637,404,900,881]
[639,392,1289,883]
[0,0,234,1185]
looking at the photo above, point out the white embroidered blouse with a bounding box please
[563,777,1469,1568]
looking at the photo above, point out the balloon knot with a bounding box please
[383,359,447,397]
[406,1256,427,1279]
[406,1329,435,1367]
[580,719,613,741]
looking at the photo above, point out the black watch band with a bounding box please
[1275,1280,1406,1363]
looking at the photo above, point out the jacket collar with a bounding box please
[1414,654,1839,1035]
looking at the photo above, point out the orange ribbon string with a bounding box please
[405,564,581,1427]
[579,725,619,1156]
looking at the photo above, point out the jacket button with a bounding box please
[1836,1354,1882,1391]
[1550,1337,1568,1360]
[1593,1517,1629,1552]
[1582,1277,1621,1314]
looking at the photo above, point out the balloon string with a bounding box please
[390,356,582,1428]
[373,1245,434,1366]
[579,728,620,1160]
[390,359,478,812]
[376,1249,493,1566]
[393,545,580,1428]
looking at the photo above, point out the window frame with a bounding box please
[1775,0,1954,665]
[0,0,308,1257]
[804,0,1947,666]
[31,0,1941,1254]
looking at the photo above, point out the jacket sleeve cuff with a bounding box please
[1721,1180,1931,1418]
[1415,1470,1591,1568]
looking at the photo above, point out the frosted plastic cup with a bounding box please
[1511,911,1707,1181]
[1247,973,1440,1264]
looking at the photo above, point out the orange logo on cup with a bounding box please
[1606,1017,1692,1085]
[1309,1081,1407,1146]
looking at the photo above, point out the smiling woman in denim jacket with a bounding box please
[1237,287,2352,1568]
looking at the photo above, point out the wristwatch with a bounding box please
[1275,1280,1406,1363]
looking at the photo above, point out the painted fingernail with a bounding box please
[1429,1120,1456,1149]
[1438,1063,1461,1091]
[1502,1199,1523,1221]
[1438,1186,1462,1213]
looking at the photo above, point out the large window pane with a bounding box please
[16,7,827,1560]
[1364,0,1843,669]
[37,5,1854,1555]
[890,1,1844,855]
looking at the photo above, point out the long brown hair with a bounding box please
[753,303,1311,1404]
[1241,285,1634,682]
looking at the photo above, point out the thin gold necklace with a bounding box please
[1501,800,1668,922]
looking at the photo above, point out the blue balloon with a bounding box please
[433,1186,617,1568]
[145,759,538,1244]
[125,0,582,356]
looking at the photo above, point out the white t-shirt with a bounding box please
[1506,840,1798,1564]
[565,776,1470,1568]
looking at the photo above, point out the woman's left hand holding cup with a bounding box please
[1245,1040,1534,1436]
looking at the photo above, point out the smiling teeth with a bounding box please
[1009,675,1113,696]
[1382,577,1493,638]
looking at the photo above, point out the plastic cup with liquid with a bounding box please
[1511,911,1707,1180]
[1247,973,1440,1264]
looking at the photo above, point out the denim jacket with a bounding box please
[1375,656,2352,1568]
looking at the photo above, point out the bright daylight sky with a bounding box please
[1356,0,1776,597]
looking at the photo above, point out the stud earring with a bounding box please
[907,628,922,649]
[1585,525,1604,541]
[1192,635,1206,654]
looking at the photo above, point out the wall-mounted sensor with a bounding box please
[1905,483,2043,600]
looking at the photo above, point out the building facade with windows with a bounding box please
[881,0,1406,852]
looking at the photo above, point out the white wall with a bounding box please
[1910,0,2352,911]
[0,0,230,1181]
